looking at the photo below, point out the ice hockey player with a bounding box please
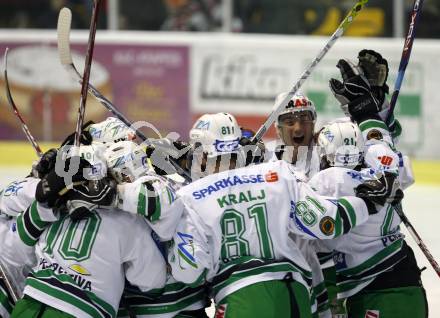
[0,117,158,317]
[269,92,334,317]
[97,140,209,318]
[270,92,320,179]
[314,48,427,317]
[0,148,61,318]
[309,120,427,318]
[7,145,167,318]
[167,107,402,318]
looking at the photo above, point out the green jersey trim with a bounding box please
[137,184,147,216]
[120,290,205,316]
[359,119,389,132]
[338,239,403,277]
[212,258,312,297]
[16,202,50,247]
[381,205,394,236]
[26,270,115,318]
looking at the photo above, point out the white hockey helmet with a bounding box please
[189,112,242,158]
[89,117,136,145]
[317,121,364,168]
[64,144,107,180]
[103,141,150,183]
[275,92,317,125]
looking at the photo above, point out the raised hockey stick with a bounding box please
[56,8,149,141]
[386,0,424,125]
[251,0,368,143]
[3,48,43,157]
[72,0,102,148]
[57,8,192,181]
[394,203,440,278]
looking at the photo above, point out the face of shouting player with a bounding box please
[277,111,315,163]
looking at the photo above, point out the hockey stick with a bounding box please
[251,0,368,143]
[3,48,43,157]
[0,261,18,304]
[73,0,102,148]
[57,8,192,182]
[394,203,440,278]
[57,8,148,141]
[386,0,424,125]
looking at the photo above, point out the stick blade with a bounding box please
[57,7,73,65]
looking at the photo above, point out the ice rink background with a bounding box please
[1,166,439,317]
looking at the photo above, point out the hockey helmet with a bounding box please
[89,117,136,145]
[317,121,364,168]
[103,141,150,183]
[275,92,317,126]
[189,112,243,158]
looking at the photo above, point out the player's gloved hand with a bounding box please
[33,148,58,179]
[66,178,117,220]
[357,49,389,100]
[329,59,383,124]
[355,172,404,213]
[35,157,92,208]
[60,120,95,147]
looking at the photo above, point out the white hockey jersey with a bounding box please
[309,164,405,299]
[116,174,207,317]
[0,177,40,217]
[17,202,167,318]
[116,174,182,241]
[0,177,40,318]
[169,160,372,304]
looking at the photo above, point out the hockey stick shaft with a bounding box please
[57,8,192,181]
[394,204,440,278]
[386,0,424,124]
[74,0,102,148]
[3,48,43,157]
[251,0,368,143]
[0,261,18,304]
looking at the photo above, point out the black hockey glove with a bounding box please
[355,172,404,214]
[35,157,92,207]
[358,49,389,98]
[66,178,117,220]
[33,148,58,179]
[60,120,95,147]
[329,59,383,124]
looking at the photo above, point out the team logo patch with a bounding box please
[4,180,26,197]
[377,156,393,166]
[323,129,334,142]
[265,171,278,182]
[194,120,210,130]
[69,264,91,276]
[215,138,240,152]
[215,304,227,318]
[365,310,380,318]
[366,129,383,140]
[319,216,335,236]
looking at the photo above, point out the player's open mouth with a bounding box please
[292,136,305,144]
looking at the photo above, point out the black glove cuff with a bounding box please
[348,95,382,124]
[360,197,378,215]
